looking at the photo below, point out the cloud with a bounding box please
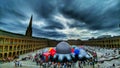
[0,0,120,40]
[61,0,120,30]
[33,27,67,40]
[42,19,65,30]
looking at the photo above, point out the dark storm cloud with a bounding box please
[67,20,86,29]
[61,0,120,30]
[0,22,7,25]
[0,0,66,40]
[43,19,65,30]
[26,0,58,18]
[0,0,28,20]
[0,0,120,40]
[0,20,27,34]
[33,28,67,39]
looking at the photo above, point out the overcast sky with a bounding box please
[0,0,120,40]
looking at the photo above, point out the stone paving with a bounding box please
[0,49,94,68]
[0,60,94,68]
[0,47,120,68]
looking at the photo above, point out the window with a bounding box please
[0,53,2,58]
[0,46,2,52]
[9,46,12,51]
[4,46,8,52]
[0,38,4,44]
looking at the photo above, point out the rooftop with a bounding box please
[0,29,47,40]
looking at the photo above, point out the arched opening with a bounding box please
[17,51,19,55]
[0,53,2,58]
[13,52,16,57]
[20,51,22,55]
[4,53,7,58]
[9,52,12,57]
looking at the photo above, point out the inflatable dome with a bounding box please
[56,42,71,54]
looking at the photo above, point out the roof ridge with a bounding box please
[0,29,24,36]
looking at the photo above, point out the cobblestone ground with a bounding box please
[1,58,120,68]
[0,60,94,68]
[0,47,120,68]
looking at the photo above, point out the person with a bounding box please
[53,63,57,68]
[97,63,100,68]
[39,60,43,68]
[36,58,39,65]
[19,61,22,67]
[57,62,60,68]
[71,61,75,67]
[68,62,71,68]
[14,60,17,67]
[78,61,81,68]
[42,62,44,68]
[42,62,46,68]
[60,63,63,68]
[48,61,52,67]
[113,64,115,67]
[50,62,54,68]
[16,60,19,67]
[63,63,66,68]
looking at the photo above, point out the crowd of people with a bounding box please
[11,46,120,68]
[14,60,22,67]
[85,46,120,68]
[30,49,96,68]
[12,53,95,68]
[33,58,95,68]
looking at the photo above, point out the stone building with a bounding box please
[0,16,49,60]
[82,36,120,48]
